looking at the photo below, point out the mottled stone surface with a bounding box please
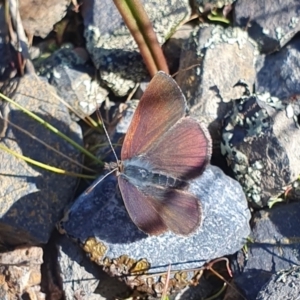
[3,1,300,299]
[19,0,71,38]
[255,38,300,104]
[0,75,82,247]
[234,0,300,53]
[176,24,256,158]
[256,266,300,300]
[59,164,250,294]
[56,235,126,300]
[55,235,133,299]
[0,247,45,299]
[35,45,109,120]
[232,202,300,300]
[221,89,300,207]
[82,0,191,96]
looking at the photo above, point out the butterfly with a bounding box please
[114,71,212,236]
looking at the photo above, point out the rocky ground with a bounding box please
[0,0,300,299]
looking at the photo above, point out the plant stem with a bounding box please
[113,0,169,76]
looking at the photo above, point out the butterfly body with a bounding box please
[116,71,212,236]
[121,158,188,189]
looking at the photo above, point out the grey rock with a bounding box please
[221,89,300,207]
[82,0,191,96]
[234,0,300,53]
[35,45,109,120]
[57,235,129,300]
[232,202,300,299]
[256,266,300,300]
[176,24,257,158]
[255,38,300,103]
[0,75,82,246]
[59,164,250,294]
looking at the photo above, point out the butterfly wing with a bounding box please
[156,188,202,235]
[121,72,186,160]
[144,117,212,180]
[118,176,201,236]
[118,176,167,235]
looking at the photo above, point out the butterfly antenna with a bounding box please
[84,167,118,195]
[97,110,119,163]
[83,108,120,195]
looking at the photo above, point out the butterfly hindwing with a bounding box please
[118,176,167,235]
[141,185,202,235]
[118,175,201,235]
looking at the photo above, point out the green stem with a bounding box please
[0,92,104,166]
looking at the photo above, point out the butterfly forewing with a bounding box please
[144,117,212,180]
[121,72,186,160]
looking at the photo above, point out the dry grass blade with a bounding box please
[205,258,247,300]
[171,64,201,77]
[0,92,104,166]
[204,283,227,300]
[0,114,96,173]
[137,257,247,300]
[206,258,232,282]
[0,144,95,179]
[161,264,171,300]
[47,84,101,129]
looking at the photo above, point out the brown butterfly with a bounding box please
[115,71,212,236]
